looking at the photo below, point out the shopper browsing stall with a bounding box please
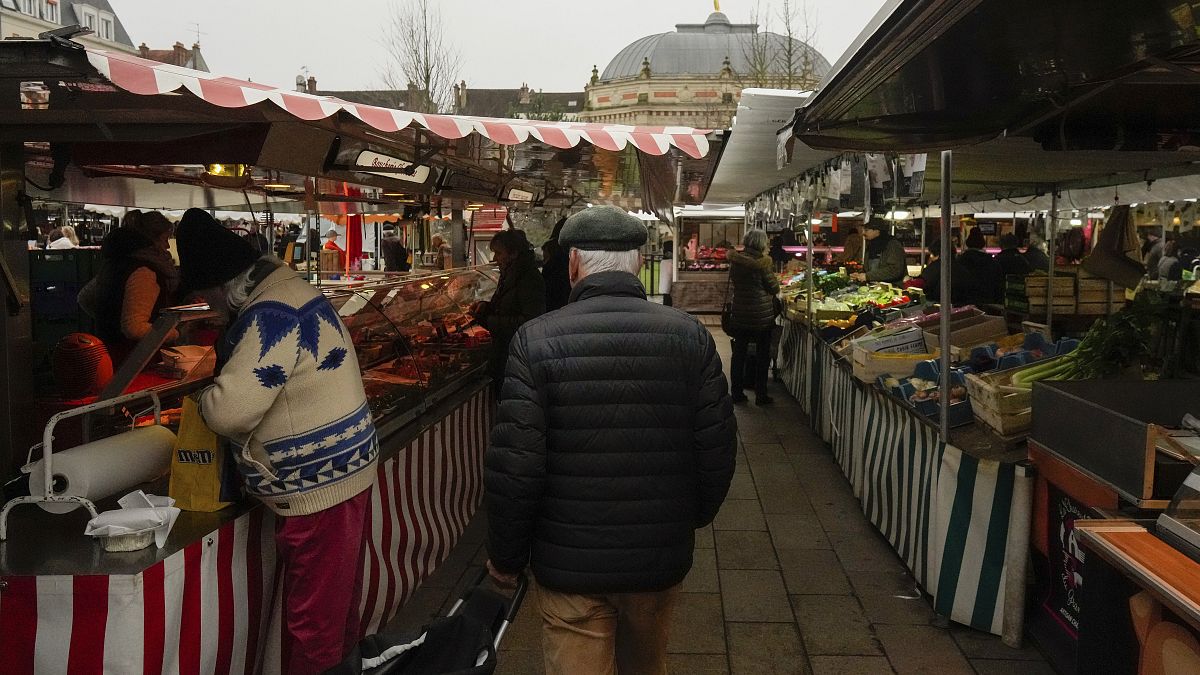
[474,229,545,393]
[851,219,906,285]
[840,227,865,264]
[995,233,1034,277]
[484,205,736,675]
[727,228,781,406]
[958,228,1006,305]
[177,209,378,675]
[323,227,346,268]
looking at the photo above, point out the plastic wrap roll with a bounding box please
[27,425,177,514]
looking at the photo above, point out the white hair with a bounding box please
[573,248,641,277]
[224,255,283,311]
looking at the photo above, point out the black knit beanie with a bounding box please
[176,208,260,291]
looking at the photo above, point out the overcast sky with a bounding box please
[110,0,888,92]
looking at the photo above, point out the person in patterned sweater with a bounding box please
[176,208,378,675]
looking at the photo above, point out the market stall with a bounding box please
[0,36,717,673]
[774,1,1200,669]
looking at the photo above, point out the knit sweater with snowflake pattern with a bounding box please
[198,264,378,516]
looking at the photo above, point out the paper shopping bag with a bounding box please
[168,396,232,512]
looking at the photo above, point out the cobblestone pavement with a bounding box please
[385,331,1053,674]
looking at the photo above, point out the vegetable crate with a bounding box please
[962,357,1068,437]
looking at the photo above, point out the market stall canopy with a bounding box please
[705,89,835,205]
[783,0,1200,205]
[3,39,720,216]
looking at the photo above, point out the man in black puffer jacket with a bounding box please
[484,206,737,675]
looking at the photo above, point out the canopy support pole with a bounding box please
[1046,189,1059,335]
[805,210,815,417]
[919,208,927,267]
[939,151,953,441]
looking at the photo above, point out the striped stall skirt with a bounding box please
[776,323,1033,639]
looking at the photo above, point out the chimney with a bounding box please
[307,76,317,94]
[295,74,307,92]
[518,83,531,105]
[455,79,467,113]
[138,43,150,58]
[173,41,186,66]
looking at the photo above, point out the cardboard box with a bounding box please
[852,326,927,355]
[921,314,1009,361]
[851,346,938,382]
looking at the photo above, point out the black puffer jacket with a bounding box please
[727,250,780,335]
[485,271,738,593]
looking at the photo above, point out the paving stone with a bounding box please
[778,549,853,595]
[751,460,802,484]
[766,513,832,550]
[808,655,895,674]
[745,443,790,465]
[831,537,907,574]
[738,420,780,443]
[855,592,936,626]
[951,627,1047,661]
[720,569,794,622]
[421,539,481,589]
[697,524,716,549]
[495,649,543,675]
[791,595,882,657]
[780,432,828,455]
[727,622,810,675]
[757,480,819,515]
[874,625,973,675]
[714,499,768,531]
[716,530,780,570]
[727,471,759,500]
[847,568,919,598]
[683,547,721,593]
[970,658,1057,675]
[668,593,727,654]
[669,654,731,674]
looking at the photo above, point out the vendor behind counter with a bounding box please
[852,218,906,285]
[78,211,181,367]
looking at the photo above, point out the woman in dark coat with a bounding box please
[727,229,780,405]
[475,229,546,393]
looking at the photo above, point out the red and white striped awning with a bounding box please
[84,48,711,160]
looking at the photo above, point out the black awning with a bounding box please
[797,0,1200,153]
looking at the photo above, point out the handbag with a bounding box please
[168,396,234,512]
[720,273,738,337]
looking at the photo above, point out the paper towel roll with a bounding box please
[28,425,177,514]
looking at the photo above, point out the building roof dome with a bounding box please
[599,11,831,82]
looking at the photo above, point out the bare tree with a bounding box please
[777,0,820,90]
[739,0,821,91]
[380,0,462,113]
[739,1,777,89]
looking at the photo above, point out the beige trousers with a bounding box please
[538,584,681,675]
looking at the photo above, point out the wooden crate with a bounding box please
[973,403,1033,438]
[1077,301,1125,315]
[963,356,1067,436]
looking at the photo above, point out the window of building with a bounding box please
[21,0,33,14]
[46,1,57,22]
[99,16,112,40]
[721,93,734,104]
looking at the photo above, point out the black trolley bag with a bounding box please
[327,570,529,675]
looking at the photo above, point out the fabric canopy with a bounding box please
[84,48,711,160]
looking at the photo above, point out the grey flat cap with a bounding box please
[559,206,648,251]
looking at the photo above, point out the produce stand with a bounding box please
[777,319,1033,639]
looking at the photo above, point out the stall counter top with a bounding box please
[1076,520,1200,633]
[0,378,488,578]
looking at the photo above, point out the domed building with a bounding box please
[581,11,831,128]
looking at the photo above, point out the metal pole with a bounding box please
[939,151,953,441]
[1046,190,1059,334]
[805,212,815,415]
[919,208,927,267]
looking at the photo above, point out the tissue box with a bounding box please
[101,528,156,552]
